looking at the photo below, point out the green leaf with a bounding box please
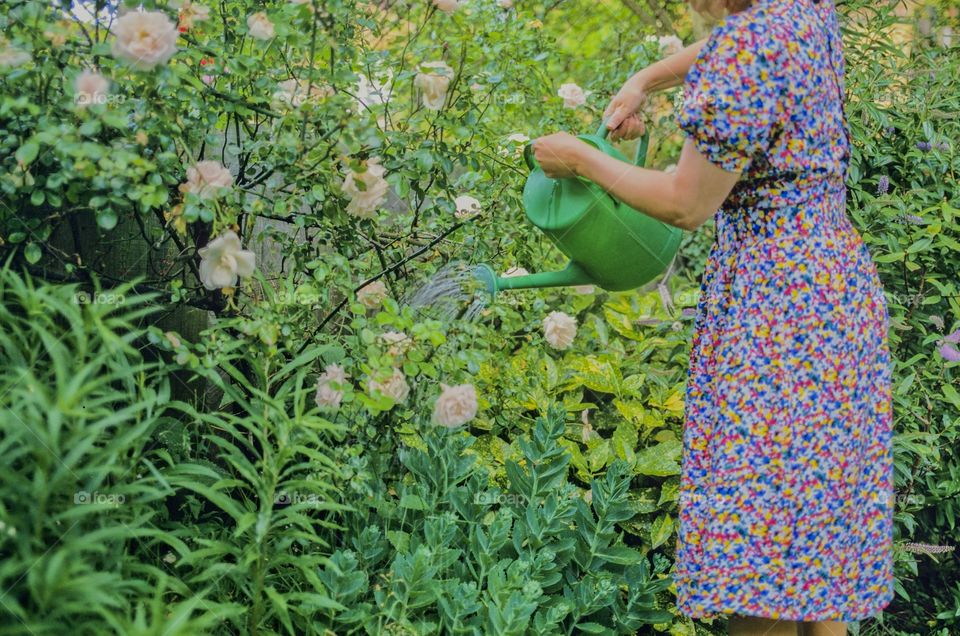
[24,243,41,264]
[97,209,118,230]
[611,420,637,462]
[941,384,960,410]
[649,513,673,549]
[15,141,39,165]
[633,439,681,477]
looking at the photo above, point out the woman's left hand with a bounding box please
[531,132,588,179]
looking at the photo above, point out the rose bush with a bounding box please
[0,0,957,634]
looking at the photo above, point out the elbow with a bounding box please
[677,209,709,232]
[667,176,714,232]
[667,182,703,232]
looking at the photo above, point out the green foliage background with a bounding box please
[0,0,958,634]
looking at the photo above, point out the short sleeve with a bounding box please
[677,18,784,173]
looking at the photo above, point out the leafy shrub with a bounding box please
[321,405,674,635]
[0,267,227,634]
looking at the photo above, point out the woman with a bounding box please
[532,1,895,635]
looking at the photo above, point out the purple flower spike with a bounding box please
[877,175,889,195]
[903,214,924,225]
[945,328,960,344]
[937,141,951,151]
[884,126,896,136]
[939,343,960,362]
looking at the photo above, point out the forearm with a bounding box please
[572,144,687,230]
[633,39,708,92]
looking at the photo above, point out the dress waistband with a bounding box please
[716,177,855,248]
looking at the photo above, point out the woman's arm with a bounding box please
[604,38,709,138]
[634,38,709,92]
[530,133,739,232]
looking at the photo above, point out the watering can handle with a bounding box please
[597,117,649,169]
[523,118,650,171]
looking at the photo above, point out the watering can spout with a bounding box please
[474,262,593,298]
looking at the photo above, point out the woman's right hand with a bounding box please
[603,75,649,141]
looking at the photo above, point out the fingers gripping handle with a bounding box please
[523,117,650,171]
[599,116,649,168]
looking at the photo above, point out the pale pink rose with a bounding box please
[543,310,577,350]
[498,0,514,7]
[315,363,350,410]
[414,61,453,111]
[573,284,595,295]
[197,231,256,290]
[179,160,234,200]
[380,331,412,356]
[432,383,478,428]
[355,72,393,110]
[454,195,481,219]
[178,0,210,30]
[111,10,178,71]
[557,82,588,109]
[0,40,31,68]
[502,266,529,278]
[274,78,333,107]
[433,0,461,12]
[342,157,389,218]
[655,34,684,57]
[357,280,388,309]
[202,74,215,85]
[246,12,275,40]
[369,367,410,403]
[74,70,110,108]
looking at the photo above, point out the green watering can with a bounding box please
[474,120,682,297]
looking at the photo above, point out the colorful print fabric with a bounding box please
[672,0,895,622]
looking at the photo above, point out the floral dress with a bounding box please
[672,0,895,622]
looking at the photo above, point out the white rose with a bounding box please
[274,78,333,107]
[498,0,514,7]
[506,133,530,144]
[197,230,256,290]
[543,310,577,350]
[369,367,410,403]
[433,0,461,12]
[179,160,234,200]
[0,39,31,68]
[573,284,595,295]
[380,331,412,356]
[557,82,588,109]
[657,34,684,57]
[342,157,389,218]
[414,61,453,111]
[74,70,110,108]
[432,383,478,428]
[664,164,677,174]
[357,280,388,309]
[178,0,210,30]
[454,195,481,219]
[315,363,350,410]
[356,72,393,110]
[111,10,178,71]
[502,266,529,278]
[246,12,275,40]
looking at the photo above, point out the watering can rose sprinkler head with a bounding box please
[475,118,682,299]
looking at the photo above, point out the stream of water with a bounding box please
[402,261,489,323]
